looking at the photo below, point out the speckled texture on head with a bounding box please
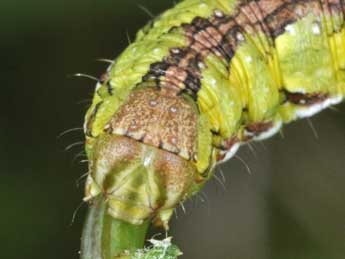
[106,88,198,161]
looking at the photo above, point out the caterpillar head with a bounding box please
[84,87,208,228]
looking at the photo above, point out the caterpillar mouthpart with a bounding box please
[84,87,207,228]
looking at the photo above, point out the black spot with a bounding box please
[106,81,113,95]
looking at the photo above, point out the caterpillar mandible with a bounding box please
[83,0,345,229]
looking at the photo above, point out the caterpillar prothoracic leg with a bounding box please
[84,0,345,227]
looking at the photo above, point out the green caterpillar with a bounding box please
[83,0,345,229]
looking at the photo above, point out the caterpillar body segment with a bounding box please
[84,0,345,227]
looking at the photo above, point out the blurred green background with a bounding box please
[1,1,344,258]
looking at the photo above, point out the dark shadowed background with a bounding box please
[1,1,345,258]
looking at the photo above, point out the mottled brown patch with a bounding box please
[220,136,240,151]
[154,149,195,193]
[245,121,274,135]
[160,66,188,91]
[257,0,287,15]
[216,136,240,161]
[185,17,231,62]
[285,91,329,105]
[93,134,142,170]
[107,88,198,160]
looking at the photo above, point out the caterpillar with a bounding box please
[83,0,345,229]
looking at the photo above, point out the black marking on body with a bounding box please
[141,0,344,101]
[106,81,113,95]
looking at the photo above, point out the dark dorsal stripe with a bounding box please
[141,0,344,99]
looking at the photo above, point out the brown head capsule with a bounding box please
[84,87,202,228]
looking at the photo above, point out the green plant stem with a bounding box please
[80,195,150,259]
